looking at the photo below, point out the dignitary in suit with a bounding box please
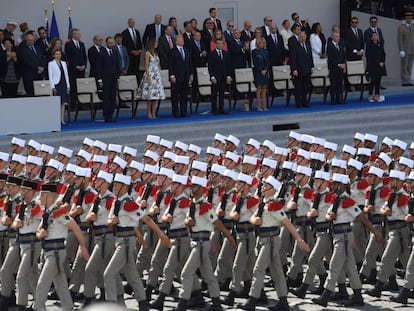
[208,7,222,31]
[291,12,311,36]
[20,31,45,96]
[48,49,70,125]
[290,31,314,108]
[188,31,207,102]
[168,35,193,118]
[266,23,287,95]
[261,16,273,37]
[182,21,193,48]
[240,20,254,44]
[121,18,143,77]
[0,37,21,98]
[366,32,386,102]
[201,19,215,51]
[87,35,103,78]
[287,24,302,57]
[114,33,129,76]
[143,14,166,45]
[157,25,175,70]
[228,28,249,71]
[327,31,346,105]
[208,39,231,114]
[397,11,414,86]
[96,37,120,123]
[364,16,384,45]
[65,28,87,109]
[35,26,50,59]
[344,17,365,61]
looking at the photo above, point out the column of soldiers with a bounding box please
[0,132,414,310]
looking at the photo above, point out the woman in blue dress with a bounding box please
[252,37,270,111]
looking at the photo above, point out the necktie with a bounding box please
[119,46,125,68]
[302,43,307,52]
[156,25,161,41]
[132,30,137,46]
[43,39,48,46]
[247,31,251,40]
[219,50,223,60]
[335,42,339,51]
[76,41,80,49]
[108,49,112,56]
[354,28,358,37]
[180,47,185,60]
[373,28,377,33]
[196,41,201,51]
[273,35,278,45]
[30,46,37,55]
[168,36,173,49]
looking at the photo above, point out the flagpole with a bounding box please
[44,7,49,36]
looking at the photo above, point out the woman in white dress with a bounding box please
[309,22,327,67]
[137,38,165,119]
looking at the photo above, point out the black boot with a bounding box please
[173,299,188,311]
[239,280,251,298]
[390,287,411,304]
[222,290,236,306]
[219,278,231,291]
[47,288,59,300]
[290,283,309,299]
[124,283,133,295]
[286,276,301,288]
[310,274,327,295]
[366,280,384,298]
[312,289,332,307]
[239,296,258,311]
[386,275,399,292]
[329,283,349,301]
[187,290,205,308]
[146,285,154,301]
[343,289,364,307]
[256,289,268,305]
[150,292,166,310]
[0,296,9,311]
[98,288,105,301]
[138,300,149,311]
[210,297,223,311]
[366,269,377,285]
[83,296,95,306]
[269,296,289,311]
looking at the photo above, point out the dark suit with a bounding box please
[208,49,231,113]
[287,35,300,59]
[201,29,214,52]
[142,23,166,45]
[96,48,120,121]
[20,43,45,96]
[227,37,248,70]
[266,33,286,66]
[158,35,173,70]
[189,39,207,101]
[183,32,193,49]
[206,18,222,31]
[168,46,193,117]
[87,45,101,77]
[115,44,129,73]
[224,30,233,42]
[240,29,254,44]
[363,27,384,45]
[35,37,50,58]
[344,27,365,61]
[290,42,314,107]
[65,39,87,107]
[121,28,143,75]
[327,40,346,104]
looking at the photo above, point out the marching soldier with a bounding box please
[367,170,411,298]
[10,137,26,156]
[126,160,144,200]
[0,152,9,173]
[122,146,138,167]
[103,173,171,310]
[33,182,90,311]
[12,179,42,311]
[145,135,160,153]
[0,176,23,309]
[291,170,332,298]
[174,176,236,311]
[150,173,193,310]
[26,139,41,157]
[312,173,385,307]
[174,141,189,156]
[25,156,43,181]
[188,144,202,164]
[241,176,310,311]
[158,139,173,157]
[8,154,26,177]
[55,147,73,168]
[83,171,117,305]
[260,140,276,159]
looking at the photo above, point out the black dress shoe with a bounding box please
[105,118,117,123]
[213,111,220,115]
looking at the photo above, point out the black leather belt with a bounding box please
[388,220,407,230]
[191,231,210,241]
[333,223,351,234]
[169,228,188,238]
[258,226,280,237]
[43,238,65,251]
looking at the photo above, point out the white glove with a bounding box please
[400,51,406,58]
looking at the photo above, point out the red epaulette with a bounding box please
[232,193,238,204]
[106,196,116,210]
[362,166,370,178]
[268,201,284,211]
[303,189,313,200]
[397,195,409,208]
[30,204,41,217]
[52,207,67,219]
[84,192,96,204]
[179,198,191,209]
[357,179,369,190]
[382,176,390,186]
[199,202,212,215]
[151,186,161,200]
[0,197,5,211]
[134,183,145,193]
[290,150,297,161]
[290,186,296,196]
[164,193,173,206]
[218,187,224,199]
[370,152,378,162]
[138,185,145,197]
[251,177,259,186]
[124,201,140,212]
[247,196,260,209]
[325,192,335,203]
[380,187,390,199]
[255,159,261,170]
[342,197,356,209]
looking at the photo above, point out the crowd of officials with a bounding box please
[1,7,414,122]
[1,131,414,311]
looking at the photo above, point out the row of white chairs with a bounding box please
[33,60,369,122]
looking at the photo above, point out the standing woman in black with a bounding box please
[0,38,21,97]
[366,32,386,102]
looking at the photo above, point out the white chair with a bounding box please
[345,60,370,101]
[234,68,256,110]
[309,62,330,103]
[271,65,294,106]
[75,77,102,121]
[34,80,71,122]
[117,75,138,118]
